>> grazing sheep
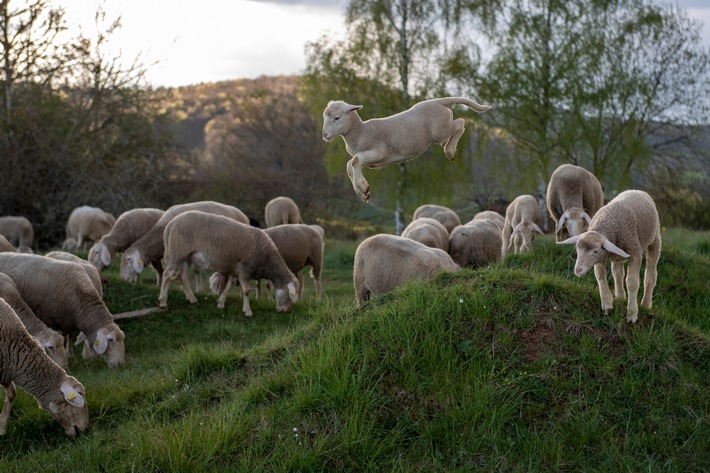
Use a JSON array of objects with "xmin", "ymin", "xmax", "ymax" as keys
[
  {"xmin": 502, "ymin": 195, "xmax": 544, "ymax": 256},
  {"xmin": 0, "ymin": 253, "xmax": 125, "ymax": 368},
  {"xmin": 309, "ymin": 224, "xmax": 325, "ymax": 239},
  {"xmin": 120, "ymin": 201, "xmax": 248, "ymax": 285},
  {"xmin": 401, "ymin": 217, "xmax": 450, "ymax": 252},
  {"xmin": 88, "ymin": 208, "xmax": 164, "ymax": 274},
  {"xmin": 448, "ymin": 219, "xmax": 503, "ymax": 269},
  {"xmin": 45, "ymin": 251, "xmax": 103, "ymax": 298},
  {"xmin": 62, "ymin": 206, "xmax": 116, "ymax": 251},
  {"xmin": 0, "ymin": 236, "xmax": 16, "ymax": 252},
  {"xmin": 412, "ymin": 204, "xmax": 461, "ymax": 234},
  {"xmin": 546, "ymin": 164, "xmax": 604, "ymax": 241},
  {"xmin": 558, "ymin": 190, "xmax": 661, "ymax": 324},
  {"xmin": 353, "ymin": 234, "xmax": 460, "ymax": 307},
  {"xmin": 264, "ymin": 196, "xmax": 303, "ymax": 227},
  {"xmin": 470, "ymin": 210, "xmax": 505, "ymax": 230},
  {"xmin": 0, "ymin": 216, "xmax": 34, "ymax": 253},
  {"xmin": 264, "ymin": 224, "xmax": 324, "ymax": 301},
  {"xmin": 321, "ymin": 97, "xmax": 491, "ymax": 201},
  {"xmin": 159, "ymin": 211, "xmax": 298, "ymax": 316},
  {"xmin": 0, "ymin": 273, "xmax": 68, "ymax": 369},
  {"xmin": 0, "ymin": 298, "xmax": 88, "ymax": 437}
]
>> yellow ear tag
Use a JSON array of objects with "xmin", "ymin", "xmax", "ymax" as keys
[
  {"xmin": 94, "ymin": 339, "xmax": 101, "ymax": 347},
  {"xmin": 289, "ymin": 288, "xmax": 296, "ymax": 296},
  {"xmin": 137, "ymin": 258, "xmax": 143, "ymax": 266},
  {"xmin": 68, "ymin": 391, "xmax": 77, "ymax": 400}
]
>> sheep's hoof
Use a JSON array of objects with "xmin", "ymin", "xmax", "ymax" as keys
[
  {"xmin": 626, "ymin": 313, "xmax": 638, "ymax": 323},
  {"xmin": 244, "ymin": 312, "xmax": 253, "ymax": 318}
]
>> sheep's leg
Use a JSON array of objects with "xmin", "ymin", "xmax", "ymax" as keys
[
  {"xmin": 216, "ymin": 275, "xmax": 234, "ymax": 309},
  {"xmin": 239, "ymin": 276, "xmax": 253, "ymax": 317},
  {"xmin": 158, "ymin": 266, "xmax": 180, "ymax": 307},
  {"xmin": 501, "ymin": 225, "xmax": 512, "ymax": 257},
  {"xmin": 611, "ymin": 260, "xmax": 626, "ymax": 300},
  {"xmin": 641, "ymin": 235, "xmax": 661, "ymax": 309},
  {"xmin": 65, "ymin": 335, "xmax": 74, "ymax": 359},
  {"xmin": 347, "ymin": 150, "xmax": 388, "ymax": 202},
  {"xmin": 311, "ymin": 266, "xmax": 322, "ymax": 302},
  {"xmin": 442, "ymin": 118, "xmax": 466, "ymax": 160},
  {"xmin": 593, "ymin": 262, "xmax": 614, "ymax": 314},
  {"xmin": 265, "ymin": 280, "xmax": 274, "ymax": 301},
  {"xmin": 624, "ymin": 254, "xmax": 643, "ymax": 323},
  {"xmin": 347, "ymin": 157, "xmax": 370, "ymax": 202},
  {"xmin": 152, "ymin": 260, "xmax": 164, "ymax": 287},
  {"xmin": 193, "ymin": 269, "xmax": 203, "ymax": 293},
  {"xmin": 0, "ymin": 382, "xmax": 16, "ymax": 435},
  {"xmin": 178, "ymin": 262, "xmax": 198, "ymax": 304},
  {"xmin": 297, "ymin": 271, "xmax": 305, "ymax": 300}
]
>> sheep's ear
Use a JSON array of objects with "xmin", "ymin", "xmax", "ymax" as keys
[
  {"xmin": 345, "ymin": 104, "xmax": 363, "ymax": 113},
  {"xmin": 100, "ymin": 244, "xmax": 111, "ymax": 266},
  {"xmin": 131, "ymin": 253, "xmax": 144, "ymax": 273},
  {"xmin": 512, "ymin": 223, "xmax": 522, "ymax": 235},
  {"xmin": 556, "ymin": 212, "xmax": 568, "ymax": 233},
  {"xmin": 533, "ymin": 223, "xmax": 544, "ymax": 235},
  {"xmin": 209, "ymin": 273, "xmax": 222, "ymax": 295},
  {"xmin": 60, "ymin": 382, "xmax": 85, "ymax": 408},
  {"xmin": 601, "ymin": 238, "xmax": 630, "ymax": 258},
  {"xmin": 288, "ymin": 282, "xmax": 298, "ymax": 303},
  {"xmin": 75, "ymin": 332, "xmax": 86, "ymax": 346},
  {"xmin": 582, "ymin": 212, "xmax": 592, "ymax": 224},
  {"xmin": 558, "ymin": 236, "xmax": 580, "ymax": 245},
  {"xmin": 94, "ymin": 330, "xmax": 108, "ymax": 355}
]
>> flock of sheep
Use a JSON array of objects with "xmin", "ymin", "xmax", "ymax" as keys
[{"xmin": 0, "ymin": 96, "xmax": 662, "ymax": 439}]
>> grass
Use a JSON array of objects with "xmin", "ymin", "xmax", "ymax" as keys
[{"xmin": 1, "ymin": 229, "xmax": 709, "ymax": 472}]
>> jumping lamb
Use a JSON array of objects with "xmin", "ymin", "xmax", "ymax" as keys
[
  {"xmin": 322, "ymin": 97, "xmax": 491, "ymax": 201},
  {"xmin": 264, "ymin": 196, "xmax": 303, "ymax": 227},
  {"xmin": 558, "ymin": 190, "xmax": 661, "ymax": 324},
  {"xmin": 448, "ymin": 219, "xmax": 503, "ymax": 269},
  {"xmin": 0, "ymin": 216, "xmax": 34, "ymax": 253},
  {"xmin": 62, "ymin": 206, "xmax": 116, "ymax": 251},
  {"xmin": 412, "ymin": 204, "xmax": 461, "ymax": 234},
  {"xmin": 353, "ymin": 234, "xmax": 460, "ymax": 307},
  {"xmin": 401, "ymin": 217, "xmax": 450, "ymax": 252},
  {"xmin": 0, "ymin": 253, "xmax": 125, "ymax": 368},
  {"xmin": 159, "ymin": 211, "xmax": 298, "ymax": 316},
  {"xmin": 546, "ymin": 164, "xmax": 604, "ymax": 241},
  {"xmin": 502, "ymin": 195, "xmax": 544, "ymax": 256},
  {"xmin": 0, "ymin": 298, "xmax": 88, "ymax": 437}
]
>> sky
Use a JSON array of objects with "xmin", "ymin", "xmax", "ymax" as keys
[{"xmin": 62, "ymin": 0, "xmax": 710, "ymax": 88}]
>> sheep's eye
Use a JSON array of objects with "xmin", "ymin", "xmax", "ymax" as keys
[
  {"xmin": 334, "ymin": 115, "xmax": 340, "ymax": 121},
  {"xmin": 47, "ymin": 345, "xmax": 55, "ymax": 351}
]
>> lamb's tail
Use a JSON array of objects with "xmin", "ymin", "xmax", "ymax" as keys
[{"xmin": 436, "ymin": 97, "xmax": 492, "ymax": 113}]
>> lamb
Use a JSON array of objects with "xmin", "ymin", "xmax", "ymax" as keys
[
  {"xmin": 353, "ymin": 234, "xmax": 460, "ymax": 307},
  {"xmin": 264, "ymin": 196, "xmax": 303, "ymax": 227},
  {"xmin": 0, "ymin": 216, "xmax": 34, "ymax": 253},
  {"xmin": 0, "ymin": 273, "xmax": 69, "ymax": 369},
  {"xmin": 0, "ymin": 298, "xmax": 88, "ymax": 437},
  {"xmin": 321, "ymin": 97, "xmax": 491, "ymax": 201},
  {"xmin": 62, "ymin": 206, "xmax": 116, "ymax": 251},
  {"xmin": 502, "ymin": 195, "xmax": 544, "ymax": 256},
  {"xmin": 0, "ymin": 253, "xmax": 125, "ymax": 368},
  {"xmin": 412, "ymin": 204, "xmax": 461, "ymax": 234},
  {"xmin": 558, "ymin": 190, "xmax": 661, "ymax": 324},
  {"xmin": 470, "ymin": 210, "xmax": 505, "ymax": 230},
  {"xmin": 0, "ymin": 236, "xmax": 16, "ymax": 252},
  {"xmin": 88, "ymin": 207, "xmax": 165, "ymax": 275},
  {"xmin": 45, "ymin": 251, "xmax": 104, "ymax": 297},
  {"xmin": 120, "ymin": 201, "xmax": 248, "ymax": 285},
  {"xmin": 159, "ymin": 211, "xmax": 299, "ymax": 316},
  {"xmin": 401, "ymin": 217, "xmax": 450, "ymax": 252},
  {"xmin": 448, "ymin": 219, "xmax": 503, "ymax": 269},
  {"xmin": 546, "ymin": 164, "xmax": 604, "ymax": 241}
]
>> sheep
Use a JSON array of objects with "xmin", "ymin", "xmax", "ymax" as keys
[
  {"xmin": 45, "ymin": 251, "xmax": 104, "ymax": 298},
  {"xmin": 502, "ymin": 195, "xmax": 544, "ymax": 256},
  {"xmin": 264, "ymin": 196, "xmax": 303, "ymax": 227},
  {"xmin": 0, "ymin": 236, "xmax": 16, "ymax": 252},
  {"xmin": 0, "ymin": 273, "xmax": 68, "ymax": 369},
  {"xmin": 309, "ymin": 224, "xmax": 325, "ymax": 239},
  {"xmin": 401, "ymin": 217, "xmax": 450, "ymax": 252},
  {"xmin": 448, "ymin": 219, "xmax": 503, "ymax": 269},
  {"xmin": 470, "ymin": 210, "xmax": 505, "ymax": 230},
  {"xmin": 558, "ymin": 190, "xmax": 661, "ymax": 324},
  {"xmin": 546, "ymin": 164, "xmax": 605, "ymax": 242},
  {"xmin": 321, "ymin": 97, "xmax": 491, "ymax": 201},
  {"xmin": 88, "ymin": 208, "xmax": 165, "ymax": 275},
  {"xmin": 159, "ymin": 211, "xmax": 299, "ymax": 316},
  {"xmin": 412, "ymin": 204, "xmax": 461, "ymax": 234},
  {"xmin": 264, "ymin": 224, "xmax": 324, "ymax": 301},
  {"xmin": 120, "ymin": 201, "xmax": 248, "ymax": 285},
  {"xmin": 353, "ymin": 233, "xmax": 460, "ymax": 307},
  {"xmin": 0, "ymin": 298, "xmax": 88, "ymax": 437},
  {"xmin": 62, "ymin": 206, "xmax": 116, "ymax": 251},
  {"xmin": 0, "ymin": 253, "xmax": 125, "ymax": 368},
  {"xmin": 0, "ymin": 216, "xmax": 34, "ymax": 253}
]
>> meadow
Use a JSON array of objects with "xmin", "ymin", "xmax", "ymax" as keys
[{"xmin": 0, "ymin": 229, "xmax": 708, "ymax": 472}]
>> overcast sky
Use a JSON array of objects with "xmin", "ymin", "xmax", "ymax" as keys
[{"xmin": 62, "ymin": 0, "xmax": 710, "ymax": 88}]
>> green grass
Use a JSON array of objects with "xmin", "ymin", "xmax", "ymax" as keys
[{"xmin": 1, "ymin": 231, "xmax": 709, "ymax": 472}]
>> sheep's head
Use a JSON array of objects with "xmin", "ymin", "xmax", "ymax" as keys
[
  {"xmin": 46, "ymin": 376, "xmax": 89, "ymax": 437},
  {"xmin": 88, "ymin": 242, "xmax": 112, "ymax": 272},
  {"xmin": 120, "ymin": 248, "xmax": 144, "ymax": 282},
  {"xmin": 274, "ymin": 279, "xmax": 299, "ymax": 313},
  {"xmin": 91, "ymin": 323, "xmax": 125, "ymax": 368},
  {"xmin": 558, "ymin": 231, "xmax": 630, "ymax": 276},
  {"xmin": 555, "ymin": 208, "xmax": 592, "ymax": 242},
  {"xmin": 37, "ymin": 330, "xmax": 69, "ymax": 370},
  {"xmin": 322, "ymin": 100, "xmax": 362, "ymax": 142},
  {"xmin": 511, "ymin": 222, "xmax": 544, "ymax": 253}
]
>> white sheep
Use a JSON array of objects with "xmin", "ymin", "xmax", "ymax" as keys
[
  {"xmin": 470, "ymin": 210, "xmax": 505, "ymax": 230},
  {"xmin": 264, "ymin": 224, "xmax": 324, "ymax": 301},
  {"xmin": 120, "ymin": 201, "xmax": 248, "ymax": 285},
  {"xmin": 412, "ymin": 204, "xmax": 462, "ymax": 234},
  {"xmin": 264, "ymin": 196, "xmax": 303, "ymax": 227},
  {"xmin": 558, "ymin": 190, "xmax": 661, "ymax": 324},
  {"xmin": 401, "ymin": 217, "xmax": 450, "ymax": 252},
  {"xmin": 88, "ymin": 207, "xmax": 164, "ymax": 274},
  {"xmin": 0, "ymin": 216, "xmax": 34, "ymax": 253},
  {"xmin": 448, "ymin": 219, "xmax": 503, "ymax": 269},
  {"xmin": 0, "ymin": 236, "xmax": 16, "ymax": 252},
  {"xmin": 0, "ymin": 273, "xmax": 69, "ymax": 369},
  {"xmin": 353, "ymin": 233, "xmax": 460, "ymax": 307},
  {"xmin": 321, "ymin": 97, "xmax": 491, "ymax": 201},
  {"xmin": 502, "ymin": 195, "xmax": 544, "ymax": 256},
  {"xmin": 0, "ymin": 298, "xmax": 88, "ymax": 437},
  {"xmin": 546, "ymin": 164, "xmax": 605, "ymax": 242},
  {"xmin": 159, "ymin": 211, "xmax": 299, "ymax": 316},
  {"xmin": 45, "ymin": 251, "xmax": 104, "ymax": 298},
  {"xmin": 0, "ymin": 253, "xmax": 125, "ymax": 368},
  {"xmin": 62, "ymin": 206, "xmax": 116, "ymax": 251}
]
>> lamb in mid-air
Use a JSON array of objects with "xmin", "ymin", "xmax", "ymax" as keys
[{"xmin": 322, "ymin": 97, "xmax": 491, "ymax": 202}]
